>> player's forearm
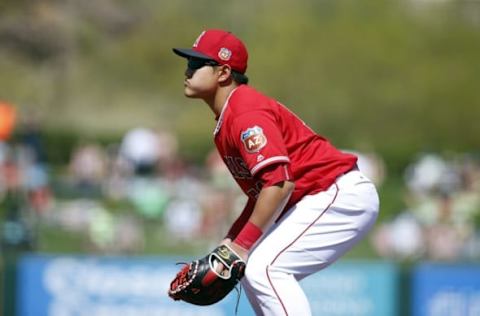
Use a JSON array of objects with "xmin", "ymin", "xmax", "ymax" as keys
[
  {"xmin": 225, "ymin": 198, "xmax": 255, "ymax": 240},
  {"xmin": 249, "ymin": 180, "xmax": 295, "ymax": 231}
]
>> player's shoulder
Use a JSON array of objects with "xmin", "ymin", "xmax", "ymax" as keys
[{"xmin": 229, "ymin": 85, "xmax": 274, "ymax": 115}]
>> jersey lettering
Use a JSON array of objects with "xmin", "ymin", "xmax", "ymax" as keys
[
  {"xmin": 224, "ymin": 156, "xmax": 252, "ymax": 179},
  {"xmin": 246, "ymin": 181, "xmax": 263, "ymax": 199}
]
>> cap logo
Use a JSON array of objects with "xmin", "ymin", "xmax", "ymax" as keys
[
  {"xmin": 241, "ymin": 126, "xmax": 267, "ymax": 153},
  {"xmin": 193, "ymin": 31, "xmax": 206, "ymax": 48},
  {"xmin": 218, "ymin": 47, "xmax": 232, "ymax": 61}
]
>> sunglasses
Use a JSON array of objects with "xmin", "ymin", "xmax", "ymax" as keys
[{"xmin": 187, "ymin": 58, "xmax": 219, "ymax": 71}]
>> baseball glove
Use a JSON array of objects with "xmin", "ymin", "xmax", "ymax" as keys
[{"xmin": 168, "ymin": 244, "xmax": 246, "ymax": 306}]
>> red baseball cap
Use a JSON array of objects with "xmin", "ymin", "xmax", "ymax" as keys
[{"xmin": 173, "ymin": 29, "xmax": 248, "ymax": 74}]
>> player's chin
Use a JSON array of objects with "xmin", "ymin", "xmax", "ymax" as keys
[
  {"xmin": 184, "ymin": 91, "xmax": 196, "ymax": 98},
  {"xmin": 184, "ymin": 87, "xmax": 200, "ymax": 99}
]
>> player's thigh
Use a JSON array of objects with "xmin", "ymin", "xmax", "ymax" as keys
[
  {"xmin": 248, "ymin": 175, "xmax": 378, "ymax": 277},
  {"xmin": 247, "ymin": 184, "xmax": 339, "ymax": 276}
]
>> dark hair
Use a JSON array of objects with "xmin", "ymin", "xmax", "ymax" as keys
[{"xmin": 232, "ymin": 71, "xmax": 249, "ymax": 84}]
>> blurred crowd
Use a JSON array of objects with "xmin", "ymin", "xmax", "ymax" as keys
[
  {"xmin": 0, "ymin": 104, "xmax": 245, "ymax": 254},
  {"xmin": 57, "ymin": 126, "xmax": 244, "ymax": 253},
  {"xmin": 0, "ymin": 103, "xmax": 51, "ymax": 252},
  {"xmin": 1, "ymin": 103, "xmax": 480, "ymax": 261},
  {"xmin": 372, "ymin": 153, "xmax": 480, "ymax": 262}
]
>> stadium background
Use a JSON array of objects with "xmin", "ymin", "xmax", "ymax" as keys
[{"xmin": 1, "ymin": 0, "xmax": 479, "ymax": 315}]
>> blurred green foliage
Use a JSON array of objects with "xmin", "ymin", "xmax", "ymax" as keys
[{"xmin": 1, "ymin": 0, "xmax": 479, "ymax": 168}]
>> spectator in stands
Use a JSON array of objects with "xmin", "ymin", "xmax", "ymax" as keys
[
  {"xmin": 119, "ymin": 127, "xmax": 162, "ymax": 177},
  {"xmin": 68, "ymin": 142, "xmax": 107, "ymax": 198}
]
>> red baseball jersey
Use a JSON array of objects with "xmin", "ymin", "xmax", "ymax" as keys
[{"xmin": 214, "ymin": 85, "xmax": 357, "ymax": 217}]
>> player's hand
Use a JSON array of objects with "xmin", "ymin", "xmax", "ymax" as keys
[
  {"xmin": 211, "ymin": 239, "xmax": 247, "ymax": 276},
  {"xmin": 222, "ymin": 239, "xmax": 249, "ymax": 262}
]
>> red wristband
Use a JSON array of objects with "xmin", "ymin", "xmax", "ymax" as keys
[{"xmin": 234, "ymin": 221, "xmax": 263, "ymax": 250}]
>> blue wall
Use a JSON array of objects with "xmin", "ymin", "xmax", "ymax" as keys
[
  {"xmin": 411, "ymin": 263, "xmax": 480, "ymax": 316},
  {"xmin": 17, "ymin": 255, "xmax": 480, "ymax": 316},
  {"xmin": 16, "ymin": 255, "xmax": 251, "ymax": 316}
]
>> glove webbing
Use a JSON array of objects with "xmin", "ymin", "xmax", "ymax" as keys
[{"xmin": 170, "ymin": 262, "xmax": 197, "ymax": 296}]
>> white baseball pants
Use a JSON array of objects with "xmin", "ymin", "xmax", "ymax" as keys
[{"xmin": 241, "ymin": 169, "xmax": 379, "ymax": 316}]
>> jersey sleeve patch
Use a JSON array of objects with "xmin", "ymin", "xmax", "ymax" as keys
[{"xmin": 241, "ymin": 126, "xmax": 267, "ymax": 153}]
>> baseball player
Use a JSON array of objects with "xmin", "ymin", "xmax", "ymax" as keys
[{"xmin": 172, "ymin": 29, "xmax": 379, "ymax": 315}]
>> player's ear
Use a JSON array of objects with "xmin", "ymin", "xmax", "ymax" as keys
[{"xmin": 217, "ymin": 65, "xmax": 233, "ymax": 84}]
